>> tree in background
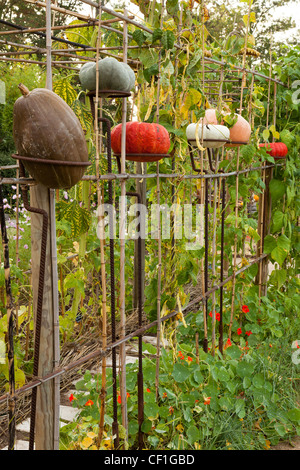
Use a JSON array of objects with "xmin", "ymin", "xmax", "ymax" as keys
[
  {"xmin": 0, "ymin": 0, "xmax": 86, "ymax": 47},
  {"xmin": 205, "ymin": 0, "xmax": 299, "ymax": 61}
]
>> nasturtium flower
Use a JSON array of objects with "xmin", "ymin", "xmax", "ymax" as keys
[
  {"xmin": 242, "ymin": 305, "xmax": 249, "ymax": 314},
  {"xmin": 245, "ymin": 330, "xmax": 252, "ymax": 336},
  {"xmin": 69, "ymin": 393, "xmax": 76, "ymax": 403},
  {"xmin": 85, "ymin": 399, "xmax": 94, "ymax": 407},
  {"xmin": 204, "ymin": 397, "xmax": 211, "ymax": 405},
  {"xmin": 209, "ymin": 311, "xmax": 220, "ymax": 321},
  {"xmin": 237, "ymin": 328, "xmax": 242, "ymax": 335},
  {"xmin": 187, "ymin": 356, "xmax": 193, "ymax": 362}
]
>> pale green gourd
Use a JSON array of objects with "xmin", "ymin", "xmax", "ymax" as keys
[{"xmin": 79, "ymin": 57, "xmax": 135, "ymax": 92}]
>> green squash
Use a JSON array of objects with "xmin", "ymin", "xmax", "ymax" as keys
[{"xmin": 79, "ymin": 57, "xmax": 135, "ymax": 93}]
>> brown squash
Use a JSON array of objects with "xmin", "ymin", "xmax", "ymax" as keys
[{"xmin": 13, "ymin": 84, "xmax": 89, "ymax": 189}]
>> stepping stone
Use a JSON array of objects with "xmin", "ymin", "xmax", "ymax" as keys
[
  {"xmin": 2, "ymin": 440, "xmax": 32, "ymax": 451},
  {"xmin": 60, "ymin": 405, "xmax": 79, "ymax": 423}
]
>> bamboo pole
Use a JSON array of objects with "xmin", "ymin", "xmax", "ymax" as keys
[
  {"xmin": 24, "ymin": 0, "xmax": 95, "ymax": 22},
  {"xmin": 119, "ymin": 8, "xmax": 129, "ymax": 439},
  {"xmin": 228, "ymin": 0, "xmax": 252, "ymax": 340},
  {"xmin": 0, "ymin": 183, "xmax": 16, "ymax": 450},
  {"xmin": 46, "ymin": 1, "xmax": 60, "ymax": 450},
  {"xmin": 0, "ymin": 18, "xmax": 125, "ymax": 36},
  {"xmin": 155, "ymin": 0, "xmax": 164, "ymax": 401},
  {"xmin": 92, "ymin": 4, "xmax": 109, "ymax": 449}
]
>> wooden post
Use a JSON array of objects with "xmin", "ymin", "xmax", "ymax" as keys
[
  {"xmin": 30, "ymin": 0, "xmax": 59, "ymax": 450},
  {"xmin": 30, "ymin": 184, "xmax": 55, "ymax": 450}
]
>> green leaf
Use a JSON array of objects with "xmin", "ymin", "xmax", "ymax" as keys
[
  {"xmin": 287, "ymin": 408, "xmax": 300, "ymax": 424},
  {"xmin": 269, "ymin": 179, "xmax": 286, "ymax": 202},
  {"xmin": 274, "ymin": 422, "xmax": 286, "ymax": 437},
  {"xmin": 141, "ymin": 419, "xmax": 152, "ymax": 433},
  {"xmin": 166, "ymin": 0, "xmax": 179, "ymax": 15},
  {"xmin": 271, "ymin": 211, "xmax": 285, "ymax": 233},
  {"xmin": 277, "ymin": 234, "xmax": 291, "ymax": 251},
  {"xmin": 186, "ymin": 425, "xmax": 200, "ymax": 444},
  {"xmin": 193, "ymin": 369, "xmax": 204, "ymax": 384},
  {"xmin": 152, "ymin": 28, "xmax": 163, "ymax": 44},
  {"xmin": 235, "ymin": 399, "xmax": 246, "ymax": 419},
  {"xmin": 71, "ymin": 99, "xmax": 93, "ymax": 134},
  {"xmin": 271, "ymin": 246, "xmax": 287, "ymax": 266},
  {"xmin": 53, "ymin": 77, "xmax": 77, "ymax": 106},
  {"xmin": 263, "ymin": 235, "xmax": 277, "ymax": 254},
  {"xmin": 236, "ymin": 360, "xmax": 255, "ymax": 378},
  {"xmin": 225, "ymin": 345, "xmax": 241, "ymax": 360},
  {"xmin": 262, "ymin": 128, "xmax": 270, "ymax": 141},
  {"xmin": 269, "ymin": 268, "xmax": 287, "ymax": 288},
  {"xmin": 241, "ymin": 144, "xmax": 256, "ymax": 164},
  {"xmin": 56, "ymin": 200, "xmax": 91, "ymax": 237},
  {"xmin": 252, "ymin": 373, "xmax": 265, "ymax": 389},
  {"xmin": 161, "ymin": 30, "xmax": 175, "ymax": 50},
  {"xmin": 144, "ymin": 402, "xmax": 160, "ymax": 420},
  {"xmin": 132, "ymin": 29, "xmax": 147, "ymax": 46},
  {"xmin": 172, "ymin": 361, "xmax": 192, "ymax": 383}
]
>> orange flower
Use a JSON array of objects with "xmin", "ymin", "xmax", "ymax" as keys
[
  {"xmin": 204, "ymin": 397, "xmax": 211, "ymax": 405},
  {"xmin": 162, "ymin": 392, "xmax": 167, "ymax": 398},
  {"xmin": 146, "ymin": 388, "xmax": 151, "ymax": 393},
  {"xmin": 187, "ymin": 356, "xmax": 193, "ymax": 362},
  {"xmin": 169, "ymin": 406, "xmax": 174, "ymax": 414},
  {"xmin": 225, "ymin": 338, "xmax": 232, "ymax": 348},
  {"xmin": 254, "ymin": 194, "xmax": 259, "ymax": 202},
  {"xmin": 85, "ymin": 399, "xmax": 94, "ymax": 407}
]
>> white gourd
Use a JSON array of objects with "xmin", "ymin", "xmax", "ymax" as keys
[{"xmin": 186, "ymin": 124, "xmax": 230, "ymax": 148}]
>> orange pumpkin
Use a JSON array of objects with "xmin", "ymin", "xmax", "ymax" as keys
[
  {"xmin": 201, "ymin": 109, "xmax": 251, "ymax": 146},
  {"xmin": 111, "ymin": 122, "xmax": 170, "ymax": 162},
  {"xmin": 259, "ymin": 142, "xmax": 288, "ymax": 159}
]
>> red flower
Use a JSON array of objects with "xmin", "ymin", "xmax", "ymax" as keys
[
  {"xmin": 146, "ymin": 388, "xmax": 151, "ymax": 393},
  {"xmin": 187, "ymin": 356, "xmax": 193, "ymax": 362},
  {"xmin": 209, "ymin": 311, "xmax": 220, "ymax": 321},
  {"xmin": 69, "ymin": 393, "xmax": 76, "ymax": 403},
  {"xmin": 117, "ymin": 392, "xmax": 130, "ymax": 404},
  {"xmin": 245, "ymin": 330, "xmax": 252, "ymax": 336},
  {"xmin": 225, "ymin": 338, "xmax": 232, "ymax": 349},
  {"xmin": 237, "ymin": 328, "xmax": 242, "ymax": 335},
  {"xmin": 204, "ymin": 397, "xmax": 211, "ymax": 405},
  {"xmin": 178, "ymin": 351, "xmax": 184, "ymax": 359},
  {"xmin": 85, "ymin": 399, "xmax": 94, "ymax": 407},
  {"xmin": 242, "ymin": 305, "xmax": 249, "ymax": 314}
]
